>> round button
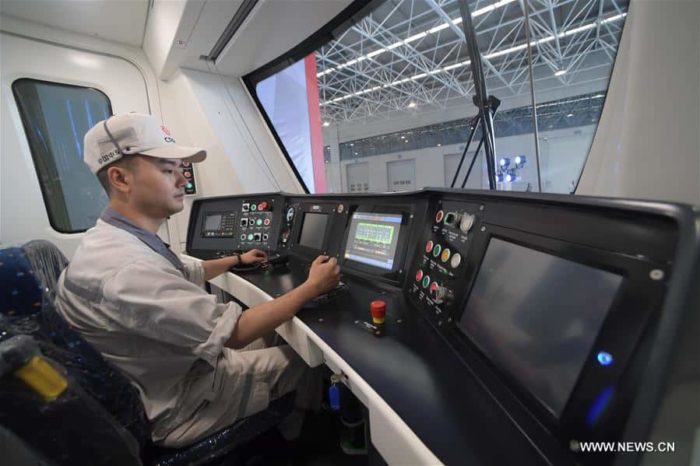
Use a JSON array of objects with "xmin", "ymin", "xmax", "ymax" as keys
[
  {"xmin": 258, "ymin": 202, "xmax": 268, "ymax": 211},
  {"xmin": 370, "ymin": 300, "xmax": 386, "ymax": 325},
  {"xmin": 415, "ymin": 270, "xmax": 424, "ymax": 282},
  {"xmin": 430, "ymin": 282, "xmax": 440, "ymax": 293},
  {"xmin": 247, "ymin": 234, "xmax": 254, "ymax": 240},
  {"xmin": 460, "ymin": 214, "xmax": 475, "ymax": 233},
  {"xmin": 240, "ymin": 234, "xmax": 246, "ymax": 240},
  {"xmin": 425, "ymin": 240, "xmax": 434, "ymax": 253},
  {"xmin": 263, "ymin": 218, "xmax": 271, "ymax": 226},
  {"xmin": 441, "ymin": 248, "xmax": 451, "ymax": 263},
  {"xmin": 421, "ymin": 275, "xmax": 431, "ymax": 288},
  {"xmin": 256, "ymin": 219, "xmax": 263, "ymax": 226},
  {"xmin": 183, "ymin": 171, "xmax": 192, "ymax": 178},
  {"xmin": 432, "ymin": 244, "xmax": 442, "ymax": 258},
  {"xmin": 435, "ymin": 210, "xmax": 444, "ymax": 223},
  {"xmin": 450, "ymin": 253, "xmax": 462, "ymax": 269},
  {"xmin": 250, "ymin": 204, "xmax": 257, "ymax": 211}
]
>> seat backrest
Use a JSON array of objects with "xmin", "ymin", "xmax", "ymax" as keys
[
  {"xmin": 22, "ymin": 240, "xmax": 69, "ymax": 301},
  {"xmin": 2, "ymin": 242, "xmax": 297, "ymax": 466},
  {"xmin": 0, "ymin": 243, "xmax": 151, "ymax": 450},
  {"xmin": 0, "ymin": 247, "xmax": 44, "ymax": 321}
]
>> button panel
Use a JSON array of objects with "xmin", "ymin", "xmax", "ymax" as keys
[
  {"xmin": 239, "ymin": 198, "xmax": 276, "ymax": 248},
  {"xmin": 407, "ymin": 199, "xmax": 483, "ymax": 324}
]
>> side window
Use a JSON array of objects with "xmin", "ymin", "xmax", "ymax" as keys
[{"xmin": 12, "ymin": 79, "xmax": 112, "ymax": 233}]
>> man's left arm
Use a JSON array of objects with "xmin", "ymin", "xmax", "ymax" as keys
[{"xmin": 201, "ymin": 249, "xmax": 267, "ymax": 280}]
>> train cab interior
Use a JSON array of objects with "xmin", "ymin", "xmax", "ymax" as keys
[{"xmin": 1, "ymin": 0, "xmax": 699, "ymax": 465}]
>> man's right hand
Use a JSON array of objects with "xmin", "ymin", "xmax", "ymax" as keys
[{"xmin": 305, "ymin": 255, "xmax": 341, "ymax": 296}]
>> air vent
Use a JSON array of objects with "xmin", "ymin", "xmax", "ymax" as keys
[{"xmin": 202, "ymin": 0, "xmax": 259, "ymax": 62}]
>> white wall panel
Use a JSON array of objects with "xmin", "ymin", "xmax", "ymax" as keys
[
  {"xmin": 157, "ymin": 68, "xmax": 305, "ymax": 249},
  {"xmin": 578, "ymin": 0, "xmax": 700, "ymax": 204},
  {"xmin": 0, "ymin": 31, "xmax": 152, "ymax": 257}
]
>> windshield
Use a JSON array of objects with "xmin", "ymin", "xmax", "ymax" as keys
[{"xmin": 247, "ymin": 0, "xmax": 628, "ymax": 194}]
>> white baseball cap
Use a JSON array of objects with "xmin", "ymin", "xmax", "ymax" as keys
[{"xmin": 83, "ymin": 113, "xmax": 206, "ymax": 174}]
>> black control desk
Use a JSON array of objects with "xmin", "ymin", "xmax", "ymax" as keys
[
  {"xmin": 187, "ymin": 190, "xmax": 700, "ymax": 466},
  {"xmin": 236, "ymin": 265, "xmax": 551, "ymax": 464}
]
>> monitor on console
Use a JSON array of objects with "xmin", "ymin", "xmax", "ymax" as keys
[
  {"xmin": 343, "ymin": 212, "xmax": 403, "ymax": 271},
  {"xmin": 457, "ymin": 238, "xmax": 623, "ymax": 418},
  {"xmin": 298, "ymin": 212, "xmax": 328, "ymax": 250}
]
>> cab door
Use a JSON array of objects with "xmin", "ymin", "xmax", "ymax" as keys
[{"xmin": 1, "ymin": 33, "xmax": 151, "ymax": 258}]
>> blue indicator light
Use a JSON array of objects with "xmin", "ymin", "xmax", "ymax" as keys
[{"xmin": 597, "ymin": 351, "xmax": 613, "ymax": 366}]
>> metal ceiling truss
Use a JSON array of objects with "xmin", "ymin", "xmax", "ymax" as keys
[
  {"xmin": 335, "ymin": 91, "xmax": 606, "ymax": 160},
  {"xmin": 317, "ymin": 0, "xmax": 627, "ymax": 124}
]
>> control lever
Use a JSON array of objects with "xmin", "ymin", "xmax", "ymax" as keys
[{"xmin": 265, "ymin": 253, "xmax": 289, "ymax": 266}]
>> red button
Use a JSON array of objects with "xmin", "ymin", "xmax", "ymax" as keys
[
  {"xmin": 425, "ymin": 240, "xmax": 434, "ymax": 253},
  {"xmin": 370, "ymin": 300, "xmax": 386, "ymax": 325},
  {"xmin": 258, "ymin": 202, "xmax": 268, "ymax": 211},
  {"xmin": 435, "ymin": 210, "xmax": 444, "ymax": 223},
  {"xmin": 415, "ymin": 270, "xmax": 424, "ymax": 282},
  {"xmin": 263, "ymin": 218, "xmax": 271, "ymax": 226}
]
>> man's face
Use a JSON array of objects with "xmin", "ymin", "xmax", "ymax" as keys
[{"xmin": 128, "ymin": 156, "xmax": 187, "ymax": 219}]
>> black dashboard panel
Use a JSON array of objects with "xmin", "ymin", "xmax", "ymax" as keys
[
  {"xmin": 186, "ymin": 190, "xmax": 699, "ymax": 466},
  {"xmin": 188, "ymin": 193, "xmax": 285, "ymax": 258}
]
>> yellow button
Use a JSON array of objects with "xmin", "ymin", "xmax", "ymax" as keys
[
  {"xmin": 15, "ymin": 356, "xmax": 68, "ymax": 401},
  {"xmin": 441, "ymin": 248, "xmax": 451, "ymax": 263}
]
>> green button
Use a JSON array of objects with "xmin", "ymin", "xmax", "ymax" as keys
[
  {"xmin": 432, "ymin": 244, "xmax": 442, "ymax": 257},
  {"xmin": 256, "ymin": 219, "xmax": 263, "ymax": 226},
  {"xmin": 247, "ymin": 234, "xmax": 254, "ymax": 240},
  {"xmin": 421, "ymin": 276, "xmax": 430, "ymax": 288}
]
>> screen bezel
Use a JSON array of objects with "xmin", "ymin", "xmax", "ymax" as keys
[
  {"xmin": 339, "ymin": 205, "xmax": 411, "ymax": 282},
  {"xmin": 449, "ymin": 224, "xmax": 664, "ymax": 441},
  {"xmin": 199, "ymin": 210, "xmax": 236, "ymax": 238},
  {"xmin": 288, "ymin": 202, "xmax": 336, "ymax": 259}
]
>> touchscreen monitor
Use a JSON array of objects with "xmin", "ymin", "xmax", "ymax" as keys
[
  {"xmin": 458, "ymin": 238, "xmax": 623, "ymax": 417},
  {"xmin": 343, "ymin": 212, "xmax": 403, "ymax": 271},
  {"xmin": 298, "ymin": 212, "xmax": 328, "ymax": 250}
]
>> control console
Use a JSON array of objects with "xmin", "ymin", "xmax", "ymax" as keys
[
  {"xmin": 186, "ymin": 189, "xmax": 699, "ymax": 466},
  {"xmin": 187, "ymin": 194, "xmax": 283, "ymax": 259}
]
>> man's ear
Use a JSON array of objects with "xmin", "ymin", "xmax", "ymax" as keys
[{"xmin": 107, "ymin": 165, "xmax": 132, "ymax": 194}]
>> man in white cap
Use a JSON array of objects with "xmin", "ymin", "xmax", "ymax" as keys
[{"xmin": 55, "ymin": 113, "xmax": 340, "ymax": 447}]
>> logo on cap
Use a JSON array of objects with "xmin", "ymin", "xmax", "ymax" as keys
[{"xmin": 161, "ymin": 125, "xmax": 171, "ymax": 136}]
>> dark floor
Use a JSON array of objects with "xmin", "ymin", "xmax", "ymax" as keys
[{"xmin": 214, "ymin": 397, "xmax": 387, "ymax": 466}]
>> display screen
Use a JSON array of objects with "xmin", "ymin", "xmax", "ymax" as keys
[
  {"xmin": 343, "ymin": 212, "xmax": 403, "ymax": 271},
  {"xmin": 201, "ymin": 212, "xmax": 235, "ymax": 237},
  {"xmin": 298, "ymin": 213, "xmax": 328, "ymax": 250},
  {"xmin": 204, "ymin": 214, "xmax": 222, "ymax": 231},
  {"xmin": 457, "ymin": 238, "xmax": 623, "ymax": 417}
]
